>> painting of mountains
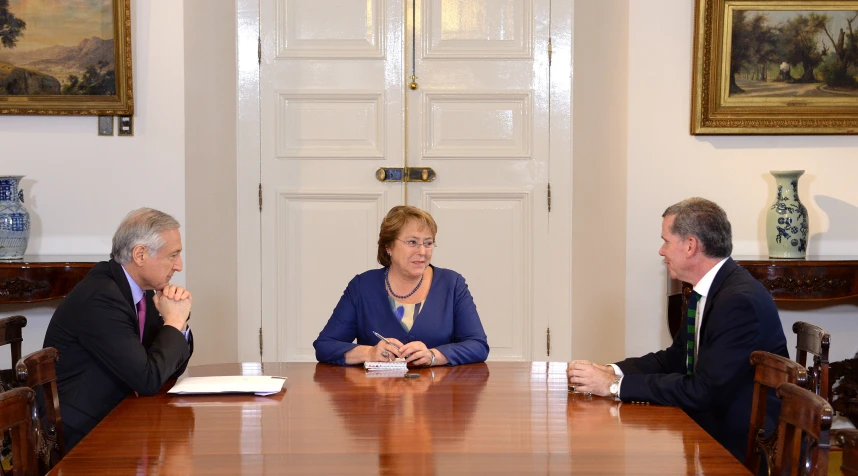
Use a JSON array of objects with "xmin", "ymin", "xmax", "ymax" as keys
[{"xmin": 0, "ymin": 0, "xmax": 117, "ymax": 96}]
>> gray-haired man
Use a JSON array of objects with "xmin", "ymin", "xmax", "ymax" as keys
[{"xmin": 44, "ymin": 208, "xmax": 194, "ymax": 451}]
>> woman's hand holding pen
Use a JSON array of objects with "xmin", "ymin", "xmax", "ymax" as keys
[{"xmin": 371, "ymin": 337, "xmax": 404, "ymax": 362}]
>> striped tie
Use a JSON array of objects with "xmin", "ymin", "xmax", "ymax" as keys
[{"xmin": 686, "ymin": 291, "xmax": 701, "ymax": 375}]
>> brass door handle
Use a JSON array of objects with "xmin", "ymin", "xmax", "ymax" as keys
[{"xmin": 376, "ymin": 167, "xmax": 436, "ymax": 182}]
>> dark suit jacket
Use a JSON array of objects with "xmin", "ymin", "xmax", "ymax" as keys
[
  {"xmin": 43, "ymin": 259, "xmax": 193, "ymax": 451},
  {"xmin": 615, "ymin": 258, "xmax": 788, "ymax": 461}
]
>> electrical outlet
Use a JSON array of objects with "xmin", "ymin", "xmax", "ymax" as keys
[
  {"xmin": 118, "ymin": 115, "xmax": 134, "ymax": 136},
  {"xmin": 98, "ymin": 116, "xmax": 114, "ymax": 136}
]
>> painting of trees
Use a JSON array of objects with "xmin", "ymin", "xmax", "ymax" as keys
[
  {"xmin": 819, "ymin": 12, "xmax": 858, "ymax": 87},
  {"xmin": 779, "ymin": 13, "xmax": 829, "ymax": 83},
  {"xmin": 729, "ymin": 9, "xmax": 858, "ymax": 96},
  {"xmin": 0, "ymin": 0, "xmax": 26, "ymax": 49}
]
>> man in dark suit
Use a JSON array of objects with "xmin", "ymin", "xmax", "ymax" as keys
[
  {"xmin": 43, "ymin": 208, "xmax": 194, "ymax": 451},
  {"xmin": 567, "ymin": 197, "xmax": 788, "ymax": 461}
]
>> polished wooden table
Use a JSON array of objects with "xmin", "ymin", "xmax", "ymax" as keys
[
  {"xmin": 49, "ymin": 362, "xmax": 750, "ymax": 475},
  {"xmin": 0, "ymin": 255, "xmax": 100, "ymax": 304}
]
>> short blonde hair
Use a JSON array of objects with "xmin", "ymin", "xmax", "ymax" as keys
[{"xmin": 377, "ymin": 206, "xmax": 438, "ymax": 267}]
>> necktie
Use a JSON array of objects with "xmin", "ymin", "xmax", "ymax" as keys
[
  {"xmin": 137, "ymin": 295, "xmax": 146, "ymax": 343},
  {"xmin": 686, "ymin": 291, "xmax": 701, "ymax": 375}
]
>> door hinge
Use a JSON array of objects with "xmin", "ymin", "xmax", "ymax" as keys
[
  {"xmin": 258, "ymin": 36, "xmax": 262, "ymax": 65},
  {"xmin": 258, "ymin": 183, "xmax": 263, "ymax": 212},
  {"xmin": 548, "ymin": 37, "xmax": 552, "ymax": 66},
  {"xmin": 547, "ymin": 183, "xmax": 551, "ymax": 212},
  {"xmin": 546, "ymin": 327, "xmax": 551, "ymax": 356},
  {"xmin": 259, "ymin": 327, "xmax": 264, "ymax": 358}
]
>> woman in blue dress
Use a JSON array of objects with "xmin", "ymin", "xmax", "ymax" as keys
[{"xmin": 314, "ymin": 206, "xmax": 489, "ymax": 366}]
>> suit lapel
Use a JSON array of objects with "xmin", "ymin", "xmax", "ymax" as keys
[
  {"xmin": 107, "ymin": 259, "xmax": 144, "ymax": 340},
  {"xmin": 699, "ymin": 257, "xmax": 738, "ymax": 339}
]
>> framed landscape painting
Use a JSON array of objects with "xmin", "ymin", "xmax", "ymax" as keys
[
  {"xmin": 0, "ymin": 0, "xmax": 132, "ymax": 115},
  {"xmin": 692, "ymin": 0, "xmax": 858, "ymax": 134}
]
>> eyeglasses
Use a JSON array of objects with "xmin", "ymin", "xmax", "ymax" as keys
[{"xmin": 396, "ymin": 238, "xmax": 436, "ymax": 249}]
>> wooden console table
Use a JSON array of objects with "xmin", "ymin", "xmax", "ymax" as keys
[
  {"xmin": 667, "ymin": 255, "xmax": 858, "ymax": 426},
  {"xmin": 0, "ymin": 255, "xmax": 101, "ymax": 304}
]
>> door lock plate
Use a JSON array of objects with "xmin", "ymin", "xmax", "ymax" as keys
[{"xmin": 376, "ymin": 167, "xmax": 436, "ymax": 182}]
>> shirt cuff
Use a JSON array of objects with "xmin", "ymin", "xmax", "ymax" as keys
[
  {"xmin": 182, "ymin": 326, "xmax": 191, "ymax": 342},
  {"xmin": 608, "ymin": 363, "xmax": 624, "ymax": 377}
]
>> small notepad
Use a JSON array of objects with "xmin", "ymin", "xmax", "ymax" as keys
[{"xmin": 364, "ymin": 360, "xmax": 407, "ymax": 371}]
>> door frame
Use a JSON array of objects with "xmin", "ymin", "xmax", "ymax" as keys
[{"xmin": 235, "ymin": 0, "xmax": 574, "ymax": 362}]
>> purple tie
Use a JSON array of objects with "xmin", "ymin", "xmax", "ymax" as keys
[{"xmin": 137, "ymin": 296, "xmax": 146, "ymax": 342}]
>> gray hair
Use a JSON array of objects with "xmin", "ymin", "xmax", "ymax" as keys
[
  {"xmin": 662, "ymin": 197, "xmax": 732, "ymax": 259},
  {"xmin": 111, "ymin": 208, "xmax": 180, "ymax": 264}
]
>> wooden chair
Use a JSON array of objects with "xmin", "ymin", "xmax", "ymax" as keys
[
  {"xmin": 16, "ymin": 347, "xmax": 63, "ymax": 473},
  {"xmin": 772, "ymin": 382, "xmax": 833, "ymax": 476},
  {"xmin": 792, "ymin": 321, "xmax": 830, "ymax": 400},
  {"xmin": 0, "ymin": 315, "xmax": 27, "ymax": 390},
  {"xmin": 839, "ymin": 429, "xmax": 858, "ymax": 476},
  {"xmin": 0, "ymin": 387, "xmax": 38, "ymax": 476},
  {"xmin": 745, "ymin": 350, "xmax": 808, "ymax": 475}
]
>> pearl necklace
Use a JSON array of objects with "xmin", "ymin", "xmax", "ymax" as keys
[{"xmin": 385, "ymin": 267, "xmax": 424, "ymax": 299}]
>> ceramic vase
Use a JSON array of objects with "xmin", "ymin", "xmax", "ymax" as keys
[
  {"xmin": 766, "ymin": 170, "xmax": 808, "ymax": 258},
  {"xmin": 0, "ymin": 176, "xmax": 31, "ymax": 259}
]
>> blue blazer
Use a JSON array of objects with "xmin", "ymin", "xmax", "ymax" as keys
[
  {"xmin": 313, "ymin": 266, "xmax": 489, "ymax": 365},
  {"xmin": 615, "ymin": 258, "xmax": 788, "ymax": 461}
]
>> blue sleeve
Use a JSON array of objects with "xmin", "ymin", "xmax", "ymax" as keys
[
  {"xmin": 435, "ymin": 273, "xmax": 489, "ymax": 365},
  {"xmin": 313, "ymin": 277, "xmax": 362, "ymax": 365}
]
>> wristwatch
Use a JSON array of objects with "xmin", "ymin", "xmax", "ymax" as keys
[{"xmin": 609, "ymin": 376, "xmax": 621, "ymax": 397}]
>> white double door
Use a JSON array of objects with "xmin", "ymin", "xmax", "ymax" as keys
[{"xmin": 254, "ymin": 0, "xmax": 571, "ymax": 362}]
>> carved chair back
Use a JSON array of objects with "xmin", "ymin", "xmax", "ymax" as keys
[
  {"xmin": 0, "ymin": 387, "xmax": 38, "ymax": 476},
  {"xmin": 839, "ymin": 429, "xmax": 858, "ymax": 476},
  {"xmin": 792, "ymin": 321, "xmax": 831, "ymax": 400},
  {"xmin": 772, "ymin": 382, "xmax": 832, "ymax": 476},
  {"xmin": 0, "ymin": 315, "xmax": 27, "ymax": 390},
  {"xmin": 16, "ymin": 347, "xmax": 64, "ymax": 473},
  {"xmin": 745, "ymin": 350, "xmax": 808, "ymax": 475}
]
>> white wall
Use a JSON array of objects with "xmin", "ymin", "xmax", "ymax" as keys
[
  {"xmin": 626, "ymin": 1, "xmax": 858, "ymax": 362},
  {"xmin": 183, "ymin": 0, "xmax": 238, "ymax": 365},
  {"xmin": 571, "ymin": 0, "xmax": 629, "ymax": 364},
  {"xmin": 0, "ymin": 1, "xmax": 186, "ymax": 367}
]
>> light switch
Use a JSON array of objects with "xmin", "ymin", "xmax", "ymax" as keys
[{"xmin": 118, "ymin": 115, "xmax": 133, "ymax": 136}]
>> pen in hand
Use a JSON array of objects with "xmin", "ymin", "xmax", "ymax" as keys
[
  {"xmin": 373, "ymin": 331, "xmax": 395, "ymax": 347},
  {"xmin": 372, "ymin": 331, "xmax": 408, "ymax": 359}
]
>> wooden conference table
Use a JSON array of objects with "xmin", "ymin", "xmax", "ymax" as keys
[{"xmin": 49, "ymin": 362, "xmax": 750, "ymax": 475}]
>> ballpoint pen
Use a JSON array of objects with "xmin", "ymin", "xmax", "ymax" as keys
[
  {"xmin": 373, "ymin": 331, "xmax": 397, "ymax": 361},
  {"xmin": 373, "ymin": 331, "xmax": 395, "ymax": 347}
]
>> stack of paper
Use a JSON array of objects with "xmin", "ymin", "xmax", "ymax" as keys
[
  {"xmin": 168, "ymin": 375, "xmax": 286, "ymax": 396},
  {"xmin": 364, "ymin": 360, "xmax": 407, "ymax": 371}
]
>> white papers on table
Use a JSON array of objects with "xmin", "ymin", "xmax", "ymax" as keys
[{"xmin": 168, "ymin": 375, "xmax": 286, "ymax": 396}]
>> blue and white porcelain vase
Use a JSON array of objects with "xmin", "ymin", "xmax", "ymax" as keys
[
  {"xmin": 766, "ymin": 170, "xmax": 808, "ymax": 258},
  {"xmin": 0, "ymin": 176, "xmax": 31, "ymax": 259}
]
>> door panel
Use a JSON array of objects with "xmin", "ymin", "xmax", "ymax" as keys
[
  {"xmin": 278, "ymin": 193, "xmax": 386, "ymax": 360},
  {"xmin": 424, "ymin": 192, "xmax": 532, "ymax": 361}
]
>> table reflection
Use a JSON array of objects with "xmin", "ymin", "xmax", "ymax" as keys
[
  {"xmin": 565, "ymin": 393, "xmax": 734, "ymax": 474},
  {"xmin": 133, "ymin": 401, "xmax": 195, "ymax": 475},
  {"xmin": 313, "ymin": 363, "xmax": 490, "ymax": 476}
]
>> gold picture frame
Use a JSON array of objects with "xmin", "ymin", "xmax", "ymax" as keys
[
  {"xmin": 0, "ymin": 0, "xmax": 133, "ymax": 115},
  {"xmin": 692, "ymin": 0, "xmax": 858, "ymax": 134}
]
